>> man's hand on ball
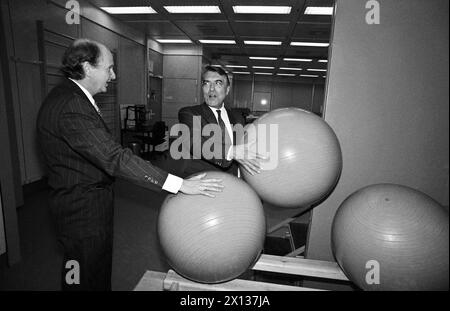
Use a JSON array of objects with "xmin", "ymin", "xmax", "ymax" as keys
[
  {"xmin": 232, "ymin": 142, "xmax": 267, "ymax": 175},
  {"xmin": 180, "ymin": 173, "xmax": 224, "ymax": 197}
]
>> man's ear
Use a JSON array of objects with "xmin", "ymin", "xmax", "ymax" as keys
[
  {"xmin": 82, "ymin": 61, "xmax": 91, "ymax": 77},
  {"xmin": 226, "ymin": 85, "xmax": 230, "ymax": 96}
]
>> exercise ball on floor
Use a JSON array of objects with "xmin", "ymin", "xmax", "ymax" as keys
[
  {"xmin": 331, "ymin": 184, "xmax": 449, "ymax": 291},
  {"xmin": 157, "ymin": 171, "xmax": 266, "ymax": 284},
  {"xmin": 240, "ymin": 107, "xmax": 342, "ymax": 208}
]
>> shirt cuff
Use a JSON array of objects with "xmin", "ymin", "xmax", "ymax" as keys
[{"xmin": 162, "ymin": 174, "xmax": 183, "ymax": 194}]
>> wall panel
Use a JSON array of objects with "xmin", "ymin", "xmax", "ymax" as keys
[
  {"xmin": 291, "ymin": 83, "xmax": 313, "ymax": 111},
  {"xmin": 162, "ymin": 52, "xmax": 202, "ymax": 128},
  {"xmin": 307, "ymin": 0, "xmax": 449, "ymax": 271},
  {"xmin": 232, "ymin": 79, "xmax": 252, "ymax": 109}
]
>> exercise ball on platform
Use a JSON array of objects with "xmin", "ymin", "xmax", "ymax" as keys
[
  {"xmin": 157, "ymin": 171, "xmax": 266, "ymax": 284},
  {"xmin": 240, "ymin": 107, "xmax": 342, "ymax": 208},
  {"xmin": 331, "ymin": 184, "xmax": 449, "ymax": 291}
]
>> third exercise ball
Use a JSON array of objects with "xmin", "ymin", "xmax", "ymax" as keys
[
  {"xmin": 331, "ymin": 184, "xmax": 449, "ymax": 290},
  {"xmin": 240, "ymin": 107, "xmax": 342, "ymax": 208}
]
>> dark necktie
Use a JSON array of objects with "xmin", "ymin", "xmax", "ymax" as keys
[{"xmin": 216, "ymin": 109, "xmax": 231, "ymax": 151}]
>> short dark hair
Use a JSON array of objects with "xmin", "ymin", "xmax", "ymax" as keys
[
  {"xmin": 61, "ymin": 39, "xmax": 101, "ymax": 80},
  {"xmin": 202, "ymin": 65, "xmax": 231, "ymax": 86}
]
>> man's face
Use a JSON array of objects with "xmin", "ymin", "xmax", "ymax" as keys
[
  {"xmin": 87, "ymin": 46, "xmax": 116, "ymax": 95},
  {"xmin": 202, "ymin": 70, "xmax": 230, "ymax": 109}
]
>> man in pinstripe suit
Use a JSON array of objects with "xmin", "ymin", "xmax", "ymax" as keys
[{"xmin": 36, "ymin": 39, "xmax": 223, "ymax": 291}]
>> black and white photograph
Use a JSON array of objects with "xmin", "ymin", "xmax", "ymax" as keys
[{"xmin": 0, "ymin": 0, "xmax": 448, "ymax": 302}]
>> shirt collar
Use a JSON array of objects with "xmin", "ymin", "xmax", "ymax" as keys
[
  {"xmin": 69, "ymin": 78, "xmax": 101, "ymax": 115},
  {"xmin": 207, "ymin": 103, "xmax": 226, "ymax": 116}
]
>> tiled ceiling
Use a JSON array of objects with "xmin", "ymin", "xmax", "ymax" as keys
[{"xmin": 88, "ymin": 0, "xmax": 334, "ymax": 77}]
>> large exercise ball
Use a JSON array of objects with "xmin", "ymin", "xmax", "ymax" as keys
[
  {"xmin": 332, "ymin": 184, "xmax": 449, "ymax": 290},
  {"xmin": 240, "ymin": 108, "xmax": 342, "ymax": 208},
  {"xmin": 157, "ymin": 171, "xmax": 266, "ymax": 283}
]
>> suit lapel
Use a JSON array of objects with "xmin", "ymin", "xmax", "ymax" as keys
[
  {"xmin": 201, "ymin": 103, "xmax": 237, "ymax": 125},
  {"xmin": 226, "ymin": 107, "xmax": 236, "ymax": 125},
  {"xmin": 66, "ymin": 79, "xmax": 111, "ymax": 133},
  {"xmin": 201, "ymin": 103, "xmax": 218, "ymax": 124}
]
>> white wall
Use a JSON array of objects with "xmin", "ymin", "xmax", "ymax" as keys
[{"xmin": 307, "ymin": 0, "xmax": 449, "ymax": 265}]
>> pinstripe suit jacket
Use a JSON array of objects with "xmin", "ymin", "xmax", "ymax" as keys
[
  {"xmin": 37, "ymin": 79, "xmax": 168, "ymax": 238},
  {"xmin": 178, "ymin": 103, "xmax": 245, "ymax": 177}
]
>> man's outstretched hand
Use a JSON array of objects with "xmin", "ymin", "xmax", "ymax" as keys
[
  {"xmin": 232, "ymin": 141, "xmax": 267, "ymax": 176},
  {"xmin": 179, "ymin": 172, "xmax": 224, "ymax": 197}
]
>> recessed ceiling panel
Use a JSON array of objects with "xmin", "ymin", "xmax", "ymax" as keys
[
  {"xmin": 175, "ymin": 20, "xmax": 233, "ymax": 38},
  {"xmin": 293, "ymin": 22, "xmax": 331, "ymax": 40},
  {"xmin": 234, "ymin": 21, "xmax": 290, "ymax": 39},
  {"xmin": 244, "ymin": 46, "xmax": 285, "ymax": 56},
  {"xmin": 128, "ymin": 21, "xmax": 185, "ymax": 37}
]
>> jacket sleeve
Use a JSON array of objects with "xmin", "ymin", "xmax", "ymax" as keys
[
  {"xmin": 59, "ymin": 96, "xmax": 169, "ymax": 190},
  {"xmin": 178, "ymin": 107, "xmax": 233, "ymax": 169}
]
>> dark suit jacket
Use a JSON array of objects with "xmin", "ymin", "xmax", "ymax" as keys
[
  {"xmin": 178, "ymin": 103, "xmax": 246, "ymax": 177},
  {"xmin": 37, "ymin": 79, "xmax": 169, "ymax": 238}
]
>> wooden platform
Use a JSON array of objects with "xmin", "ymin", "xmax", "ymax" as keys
[{"xmin": 134, "ymin": 254, "xmax": 350, "ymax": 291}]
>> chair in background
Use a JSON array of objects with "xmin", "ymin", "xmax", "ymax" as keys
[
  {"xmin": 124, "ymin": 105, "xmax": 147, "ymax": 130},
  {"xmin": 133, "ymin": 121, "xmax": 167, "ymax": 159},
  {"xmin": 121, "ymin": 105, "xmax": 149, "ymax": 149}
]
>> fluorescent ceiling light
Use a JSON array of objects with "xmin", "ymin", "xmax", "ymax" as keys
[
  {"xmin": 307, "ymin": 69, "xmax": 327, "ymax": 72},
  {"xmin": 156, "ymin": 39, "xmax": 192, "ymax": 43},
  {"xmin": 291, "ymin": 42, "xmax": 329, "ymax": 47},
  {"xmin": 199, "ymin": 39, "xmax": 235, "ymax": 44},
  {"xmin": 253, "ymin": 66, "xmax": 274, "ymax": 69},
  {"xmin": 283, "ymin": 58, "xmax": 312, "ymax": 62},
  {"xmin": 232, "ymin": 71, "xmax": 250, "ymax": 74},
  {"xmin": 244, "ymin": 40, "xmax": 282, "ymax": 45},
  {"xmin": 323, "ymin": 76, "xmax": 327, "ymax": 78},
  {"xmin": 277, "ymin": 73, "xmax": 296, "ymax": 76},
  {"xmin": 225, "ymin": 65, "xmax": 247, "ymax": 68},
  {"xmin": 304, "ymin": 7, "xmax": 334, "ymax": 15},
  {"xmin": 318, "ymin": 59, "xmax": 328, "ymax": 62},
  {"xmin": 233, "ymin": 6, "xmax": 291, "ymax": 14},
  {"xmin": 250, "ymin": 56, "xmax": 277, "ymax": 60},
  {"xmin": 280, "ymin": 67, "xmax": 302, "ymax": 71},
  {"xmin": 300, "ymin": 74, "xmax": 319, "ymax": 78},
  {"xmin": 100, "ymin": 6, "xmax": 156, "ymax": 14},
  {"xmin": 164, "ymin": 6, "xmax": 221, "ymax": 14},
  {"xmin": 211, "ymin": 64, "xmax": 222, "ymax": 67},
  {"xmin": 255, "ymin": 72, "xmax": 273, "ymax": 75}
]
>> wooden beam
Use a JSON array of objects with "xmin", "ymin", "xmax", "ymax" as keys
[
  {"xmin": 164, "ymin": 270, "xmax": 324, "ymax": 291},
  {"xmin": 251, "ymin": 254, "xmax": 349, "ymax": 281},
  {"xmin": 134, "ymin": 269, "xmax": 324, "ymax": 291},
  {"xmin": 0, "ymin": 0, "xmax": 22, "ymax": 265},
  {"xmin": 134, "ymin": 270, "xmax": 167, "ymax": 291},
  {"xmin": 286, "ymin": 246, "xmax": 305, "ymax": 257}
]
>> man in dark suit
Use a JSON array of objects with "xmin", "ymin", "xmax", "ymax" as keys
[
  {"xmin": 36, "ymin": 39, "xmax": 223, "ymax": 291},
  {"xmin": 178, "ymin": 65, "xmax": 262, "ymax": 177}
]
